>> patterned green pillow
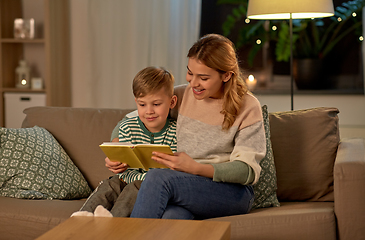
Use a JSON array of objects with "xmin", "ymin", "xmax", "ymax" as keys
[
  {"xmin": 252, "ymin": 105, "xmax": 280, "ymax": 209},
  {"xmin": 0, "ymin": 126, "xmax": 92, "ymax": 200}
]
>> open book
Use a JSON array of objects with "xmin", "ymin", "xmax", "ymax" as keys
[{"xmin": 99, "ymin": 142, "xmax": 173, "ymax": 170}]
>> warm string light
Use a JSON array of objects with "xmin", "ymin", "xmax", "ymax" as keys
[
  {"xmin": 245, "ymin": 19, "xmax": 261, "ymax": 45},
  {"xmin": 250, "ymin": 11, "xmax": 361, "ymax": 46}
]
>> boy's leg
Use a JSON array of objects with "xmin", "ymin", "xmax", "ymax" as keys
[
  {"xmin": 110, "ymin": 180, "xmax": 142, "ymax": 217},
  {"xmin": 79, "ymin": 175, "xmax": 127, "ymax": 213}
]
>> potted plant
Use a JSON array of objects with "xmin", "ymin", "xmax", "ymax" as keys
[{"xmin": 220, "ymin": 0, "xmax": 364, "ymax": 89}]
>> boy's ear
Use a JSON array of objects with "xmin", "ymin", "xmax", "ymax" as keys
[{"xmin": 170, "ymin": 95, "xmax": 177, "ymax": 109}]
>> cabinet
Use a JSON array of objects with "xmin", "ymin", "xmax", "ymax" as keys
[
  {"xmin": 4, "ymin": 92, "xmax": 46, "ymax": 128},
  {"xmin": 0, "ymin": 0, "xmax": 71, "ymax": 127}
]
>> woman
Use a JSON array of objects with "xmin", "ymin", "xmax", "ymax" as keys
[{"xmin": 107, "ymin": 34, "xmax": 266, "ymax": 219}]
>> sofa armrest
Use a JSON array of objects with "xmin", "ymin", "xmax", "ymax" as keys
[{"xmin": 334, "ymin": 138, "xmax": 365, "ymax": 240}]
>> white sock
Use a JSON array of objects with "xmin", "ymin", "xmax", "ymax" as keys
[
  {"xmin": 94, "ymin": 205, "xmax": 113, "ymax": 217},
  {"xmin": 70, "ymin": 211, "xmax": 94, "ymax": 217}
]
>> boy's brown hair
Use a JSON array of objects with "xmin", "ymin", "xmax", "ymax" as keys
[{"xmin": 132, "ymin": 66, "xmax": 175, "ymax": 98}]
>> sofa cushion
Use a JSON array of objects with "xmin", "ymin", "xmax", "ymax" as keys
[
  {"xmin": 22, "ymin": 107, "xmax": 135, "ymax": 189},
  {"xmin": 0, "ymin": 126, "xmax": 91, "ymax": 199},
  {"xmin": 209, "ymin": 202, "xmax": 336, "ymax": 240},
  {"xmin": 269, "ymin": 107, "xmax": 340, "ymax": 201},
  {"xmin": 252, "ymin": 105, "xmax": 280, "ymax": 209},
  {"xmin": 0, "ymin": 196, "xmax": 85, "ymax": 239}
]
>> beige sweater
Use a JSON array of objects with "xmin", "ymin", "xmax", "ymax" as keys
[{"xmin": 177, "ymin": 84, "xmax": 266, "ymax": 184}]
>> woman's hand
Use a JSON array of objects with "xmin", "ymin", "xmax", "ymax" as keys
[
  {"xmin": 105, "ymin": 157, "xmax": 128, "ymax": 174},
  {"xmin": 151, "ymin": 152, "xmax": 214, "ymax": 178}
]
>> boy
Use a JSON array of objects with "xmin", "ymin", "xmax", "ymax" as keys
[{"xmin": 71, "ymin": 66, "xmax": 177, "ymax": 217}]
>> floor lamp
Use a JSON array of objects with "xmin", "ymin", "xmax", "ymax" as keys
[{"xmin": 247, "ymin": 0, "xmax": 334, "ymax": 110}]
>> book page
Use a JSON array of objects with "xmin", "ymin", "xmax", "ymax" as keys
[
  {"xmin": 99, "ymin": 144, "xmax": 144, "ymax": 169},
  {"xmin": 133, "ymin": 145, "xmax": 173, "ymax": 169},
  {"xmin": 100, "ymin": 142, "xmax": 133, "ymax": 146}
]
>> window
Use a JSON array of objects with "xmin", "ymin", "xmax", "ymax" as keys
[{"xmin": 200, "ymin": 0, "xmax": 364, "ymax": 94}]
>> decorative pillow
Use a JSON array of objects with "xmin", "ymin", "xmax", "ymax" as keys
[
  {"xmin": 0, "ymin": 126, "xmax": 92, "ymax": 200},
  {"xmin": 269, "ymin": 107, "xmax": 340, "ymax": 202},
  {"xmin": 22, "ymin": 107, "xmax": 135, "ymax": 190},
  {"xmin": 252, "ymin": 105, "xmax": 280, "ymax": 209}
]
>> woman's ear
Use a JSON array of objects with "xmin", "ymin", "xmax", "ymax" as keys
[
  {"xmin": 222, "ymin": 71, "xmax": 233, "ymax": 83},
  {"xmin": 170, "ymin": 95, "xmax": 178, "ymax": 109}
]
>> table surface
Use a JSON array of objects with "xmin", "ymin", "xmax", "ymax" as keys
[{"xmin": 36, "ymin": 216, "xmax": 231, "ymax": 240}]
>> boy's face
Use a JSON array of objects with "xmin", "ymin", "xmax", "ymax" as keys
[{"xmin": 135, "ymin": 88, "xmax": 177, "ymax": 133}]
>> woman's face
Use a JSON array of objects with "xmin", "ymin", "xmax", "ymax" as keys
[{"xmin": 186, "ymin": 58, "xmax": 230, "ymax": 100}]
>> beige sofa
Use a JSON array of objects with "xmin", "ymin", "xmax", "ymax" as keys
[{"xmin": 0, "ymin": 106, "xmax": 364, "ymax": 240}]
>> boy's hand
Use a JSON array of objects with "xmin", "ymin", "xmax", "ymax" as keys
[{"xmin": 105, "ymin": 157, "xmax": 128, "ymax": 174}]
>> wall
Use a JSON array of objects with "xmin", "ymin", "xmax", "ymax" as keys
[{"xmin": 70, "ymin": 0, "xmax": 92, "ymax": 107}]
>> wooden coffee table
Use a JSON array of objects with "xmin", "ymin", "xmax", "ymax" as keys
[{"xmin": 36, "ymin": 216, "xmax": 231, "ymax": 240}]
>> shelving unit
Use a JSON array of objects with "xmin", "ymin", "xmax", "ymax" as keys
[{"xmin": 0, "ymin": 0, "xmax": 71, "ymax": 127}]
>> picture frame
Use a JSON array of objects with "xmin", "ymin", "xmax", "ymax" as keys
[
  {"xmin": 14, "ymin": 18, "xmax": 35, "ymax": 39},
  {"xmin": 31, "ymin": 78, "xmax": 43, "ymax": 90}
]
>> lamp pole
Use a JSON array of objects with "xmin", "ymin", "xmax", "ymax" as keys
[{"xmin": 290, "ymin": 13, "xmax": 294, "ymax": 111}]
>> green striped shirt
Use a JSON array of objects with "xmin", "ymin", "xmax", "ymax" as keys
[{"xmin": 117, "ymin": 115, "xmax": 177, "ymax": 184}]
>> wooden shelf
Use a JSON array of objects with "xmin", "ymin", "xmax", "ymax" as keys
[
  {"xmin": 1, "ymin": 88, "xmax": 46, "ymax": 93},
  {"xmin": 0, "ymin": 0, "xmax": 71, "ymax": 127},
  {"xmin": 1, "ymin": 38, "xmax": 45, "ymax": 43}
]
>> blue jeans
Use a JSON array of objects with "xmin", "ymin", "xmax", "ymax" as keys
[{"xmin": 130, "ymin": 169, "xmax": 254, "ymax": 219}]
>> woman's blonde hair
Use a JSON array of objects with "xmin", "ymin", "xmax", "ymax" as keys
[
  {"xmin": 187, "ymin": 34, "xmax": 248, "ymax": 130},
  {"xmin": 133, "ymin": 66, "xmax": 175, "ymax": 98}
]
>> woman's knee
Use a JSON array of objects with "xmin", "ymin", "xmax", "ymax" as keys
[{"xmin": 144, "ymin": 169, "xmax": 171, "ymax": 184}]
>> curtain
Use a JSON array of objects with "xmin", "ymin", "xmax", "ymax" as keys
[
  {"xmin": 363, "ymin": 7, "xmax": 365, "ymax": 92},
  {"xmin": 71, "ymin": 0, "xmax": 201, "ymax": 108}
]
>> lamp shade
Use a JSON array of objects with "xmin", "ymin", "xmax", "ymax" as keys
[{"xmin": 247, "ymin": 0, "xmax": 334, "ymax": 19}]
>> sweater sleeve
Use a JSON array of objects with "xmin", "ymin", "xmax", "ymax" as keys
[
  {"xmin": 110, "ymin": 110, "xmax": 138, "ymax": 141},
  {"xmin": 211, "ymin": 120, "xmax": 266, "ymax": 185},
  {"xmin": 230, "ymin": 120, "xmax": 266, "ymax": 184},
  {"xmin": 211, "ymin": 161, "xmax": 255, "ymax": 185},
  {"xmin": 110, "ymin": 120, "xmax": 123, "ymax": 141}
]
